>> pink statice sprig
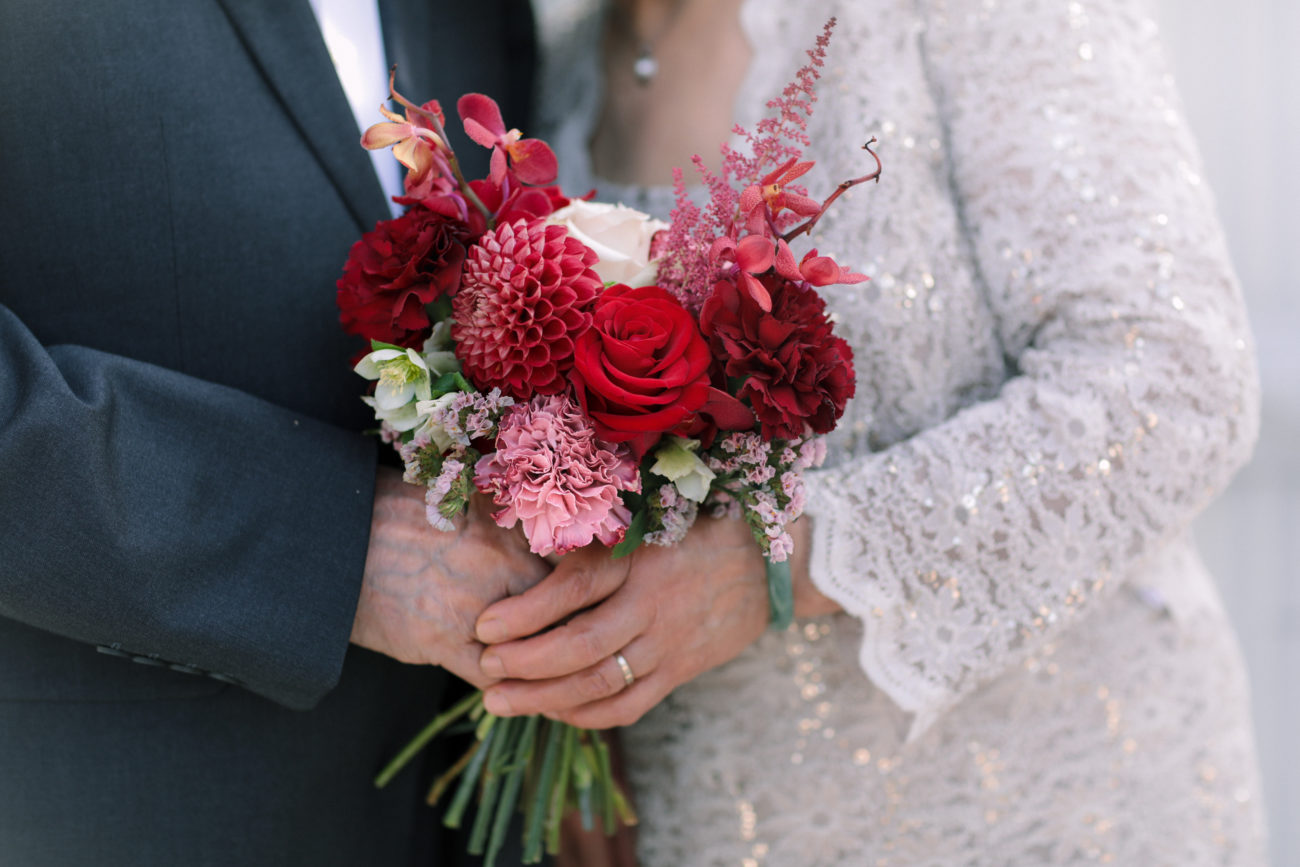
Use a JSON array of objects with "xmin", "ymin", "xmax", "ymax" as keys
[
  {"xmin": 702, "ymin": 432, "xmax": 826, "ymax": 562},
  {"xmin": 397, "ymin": 388, "xmax": 517, "ymax": 529}
]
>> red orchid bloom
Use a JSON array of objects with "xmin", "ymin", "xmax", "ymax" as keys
[
  {"xmin": 798, "ymin": 249, "xmax": 867, "ymax": 286},
  {"xmin": 709, "ymin": 234, "xmax": 779, "ymax": 311},
  {"xmin": 457, "ymin": 94, "xmax": 558, "ymax": 187},
  {"xmin": 738, "ymin": 157, "xmax": 822, "ymax": 233},
  {"xmin": 711, "ymin": 232, "xmax": 865, "ymax": 309}
]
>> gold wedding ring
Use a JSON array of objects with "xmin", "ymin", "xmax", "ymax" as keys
[{"xmin": 613, "ymin": 651, "xmax": 635, "ymax": 687}]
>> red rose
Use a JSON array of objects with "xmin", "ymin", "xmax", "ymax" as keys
[
  {"xmin": 572, "ymin": 285, "xmax": 713, "ymax": 457},
  {"xmin": 336, "ymin": 207, "xmax": 472, "ymax": 347},
  {"xmin": 700, "ymin": 274, "xmax": 855, "ymax": 440}
]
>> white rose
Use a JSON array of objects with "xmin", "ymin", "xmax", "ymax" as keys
[{"xmin": 547, "ymin": 200, "xmax": 668, "ymax": 287}]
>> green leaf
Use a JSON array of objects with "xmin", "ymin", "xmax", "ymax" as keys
[
  {"xmin": 425, "ymin": 295, "xmax": 453, "ymax": 323},
  {"xmin": 429, "ymin": 370, "xmax": 477, "ymax": 399},
  {"xmin": 369, "ymin": 338, "xmax": 407, "ymax": 352},
  {"xmin": 611, "ymin": 509, "xmax": 648, "ymax": 559}
]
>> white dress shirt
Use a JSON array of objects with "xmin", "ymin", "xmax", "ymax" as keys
[{"xmin": 308, "ymin": 0, "xmax": 406, "ymax": 215}]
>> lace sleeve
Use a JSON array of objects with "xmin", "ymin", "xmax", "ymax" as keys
[{"xmin": 801, "ymin": 0, "xmax": 1260, "ymax": 735}]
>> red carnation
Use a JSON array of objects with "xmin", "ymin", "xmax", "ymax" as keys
[
  {"xmin": 336, "ymin": 207, "xmax": 472, "ymax": 347},
  {"xmin": 572, "ymin": 285, "xmax": 713, "ymax": 457},
  {"xmin": 700, "ymin": 274, "xmax": 855, "ymax": 440},
  {"xmin": 452, "ymin": 219, "xmax": 602, "ymax": 398}
]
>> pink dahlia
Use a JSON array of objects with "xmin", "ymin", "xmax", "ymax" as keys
[
  {"xmin": 475, "ymin": 393, "xmax": 641, "ymax": 557},
  {"xmin": 452, "ymin": 219, "xmax": 602, "ymax": 398}
]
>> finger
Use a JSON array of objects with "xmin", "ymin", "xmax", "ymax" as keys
[
  {"xmin": 479, "ymin": 589, "xmax": 649, "ymax": 681},
  {"xmin": 475, "ymin": 550, "xmax": 629, "ymax": 644},
  {"xmin": 482, "ymin": 637, "xmax": 654, "ymax": 717},
  {"xmin": 548, "ymin": 667, "xmax": 674, "ymax": 730}
]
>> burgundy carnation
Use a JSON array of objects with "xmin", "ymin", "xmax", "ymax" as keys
[
  {"xmin": 452, "ymin": 219, "xmax": 602, "ymax": 398},
  {"xmin": 700, "ymin": 273, "xmax": 855, "ymax": 440},
  {"xmin": 336, "ymin": 207, "xmax": 472, "ymax": 347},
  {"xmin": 571, "ymin": 284, "xmax": 713, "ymax": 457}
]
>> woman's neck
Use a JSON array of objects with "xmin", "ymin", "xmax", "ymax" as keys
[{"xmin": 591, "ymin": 0, "xmax": 752, "ymax": 186}]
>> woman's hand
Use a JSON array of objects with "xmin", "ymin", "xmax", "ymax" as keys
[{"xmin": 473, "ymin": 515, "xmax": 828, "ymax": 728}]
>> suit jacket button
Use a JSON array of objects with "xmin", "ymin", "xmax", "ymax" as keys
[
  {"xmin": 96, "ymin": 645, "xmax": 130, "ymax": 659},
  {"xmin": 131, "ymin": 655, "xmax": 167, "ymax": 667}
]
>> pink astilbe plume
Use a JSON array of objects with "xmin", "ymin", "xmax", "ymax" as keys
[
  {"xmin": 657, "ymin": 19, "xmax": 839, "ymax": 310},
  {"xmin": 722, "ymin": 18, "xmax": 835, "ymax": 186}
]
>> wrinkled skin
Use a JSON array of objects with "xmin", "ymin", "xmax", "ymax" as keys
[{"xmin": 351, "ymin": 468, "xmax": 549, "ymax": 689}]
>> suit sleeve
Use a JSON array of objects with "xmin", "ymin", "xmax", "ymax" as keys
[{"xmin": 0, "ymin": 303, "xmax": 378, "ymax": 710}]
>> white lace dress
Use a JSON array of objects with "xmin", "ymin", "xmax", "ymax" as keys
[{"xmin": 532, "ymin": 0, "xmax": 1269, "ymax": 863}]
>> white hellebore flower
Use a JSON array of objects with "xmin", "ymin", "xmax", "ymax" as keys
[
  {"xmin": 649, "ymin": 436, "xmax": 716, "ymax": 503},
  {"xmin": 355, "ymin": 347, "xmax": 433, "ymax": 431},
  {"xmin": 546, "ymin": 200, "xmax": 667, "ymax": 287},
  {"xmin": 413, "ymin": 392, "xmax": 463, "ymax": 452},
  {"xmin": 419, "ymin": 321, "xmax": 462, "ymax": 379}
]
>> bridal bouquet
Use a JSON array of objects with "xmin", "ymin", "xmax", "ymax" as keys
[{"xmin": 335, "ymin": 20, "xmax": 876, "ymax": 865}]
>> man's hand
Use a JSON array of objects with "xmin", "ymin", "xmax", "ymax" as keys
[
  {"xmin": 350, "ymin": 467, "xmax": 549, "ymax": 688},
  {"xmin": 470, "ymin": 516, "xmax": 818, "ymax": 729}
]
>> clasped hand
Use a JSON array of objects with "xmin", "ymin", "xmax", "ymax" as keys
[
  {"xmin": 472, "ymin": 515, "xmax": 778, "ymax": 729},
  {"xmin": 354, "ymin": 468, "xmax": 830, "ymax": 726}
]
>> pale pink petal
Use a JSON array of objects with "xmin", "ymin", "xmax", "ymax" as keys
[{"xmin": 361, "ymin": 121, "xmax": 413, "ymax": 150}]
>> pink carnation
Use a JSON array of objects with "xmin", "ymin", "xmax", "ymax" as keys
[{"xmin": 475, "ymin": 393, "xmax": 641, "ymax": 556}]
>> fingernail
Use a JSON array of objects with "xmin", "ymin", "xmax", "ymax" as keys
[
  {"xmin": 483, "ymin": 690, "xmax": 512, "ymax": 716},
  {"xmin": 480, "ymin": 651, "xmax": 506, "ymax": 679},
  {"xmin": 477, "ymin": 618, "xmax": 506, "ymax": 644}
]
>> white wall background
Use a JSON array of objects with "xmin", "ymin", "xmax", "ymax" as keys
[{"xmin": 1153, "ymin": 2, "xmax": 1299, "ymax": 864}]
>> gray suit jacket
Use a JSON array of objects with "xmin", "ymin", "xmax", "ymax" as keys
[{"xmin": 0, "ymin": 0, "xmax": 534, "ymax": 863}]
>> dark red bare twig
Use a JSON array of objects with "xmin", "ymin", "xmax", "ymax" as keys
[{"xmin": 781, "ymin": 138, "xmax": 881, "ymax": 243}]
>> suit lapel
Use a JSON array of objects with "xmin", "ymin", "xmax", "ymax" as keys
[{"xmin": 215, "ymin": 0, "xmax": 391, "ymax": 232}]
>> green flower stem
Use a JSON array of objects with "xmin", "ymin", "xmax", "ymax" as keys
[
  {"xmin": 373, "ymin": 691, "xmax": 482, "ymax": 789},
  {"xmin": 485, "ymin": 715, "xmax": 540, "ymax": 867},
  {"xmin": 574, "ymin": 740, "xmax": 598, "ymax": 831},
  {"xmin": 469, "ymin": 716, "xmax": 520, "ymax": 854},
  {"xmin": 545, "ymin": 725, "xmax": 579, "ymax": 855},
  {"xmin": 426, "ymin": 738, "xmax": 480, "ymax": 807},
  {"xmin": 766, "ymin": 556, "xmax": 794, "ymax": 630},
  {"xmin": 445, "ymin": 718, "xmax": 499, "ymax": 829},
  {"xmin": 595, "ymin": 736, "xmax": 617, "ymax": 835},
  {"xmin": 524, "ymin": 721, "xmax": 565, "ymax": 863}
]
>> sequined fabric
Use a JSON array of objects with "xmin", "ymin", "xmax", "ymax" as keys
[{"xmin": 532, "ymin": 0, "xmax": 1268, "ymax": 863}]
